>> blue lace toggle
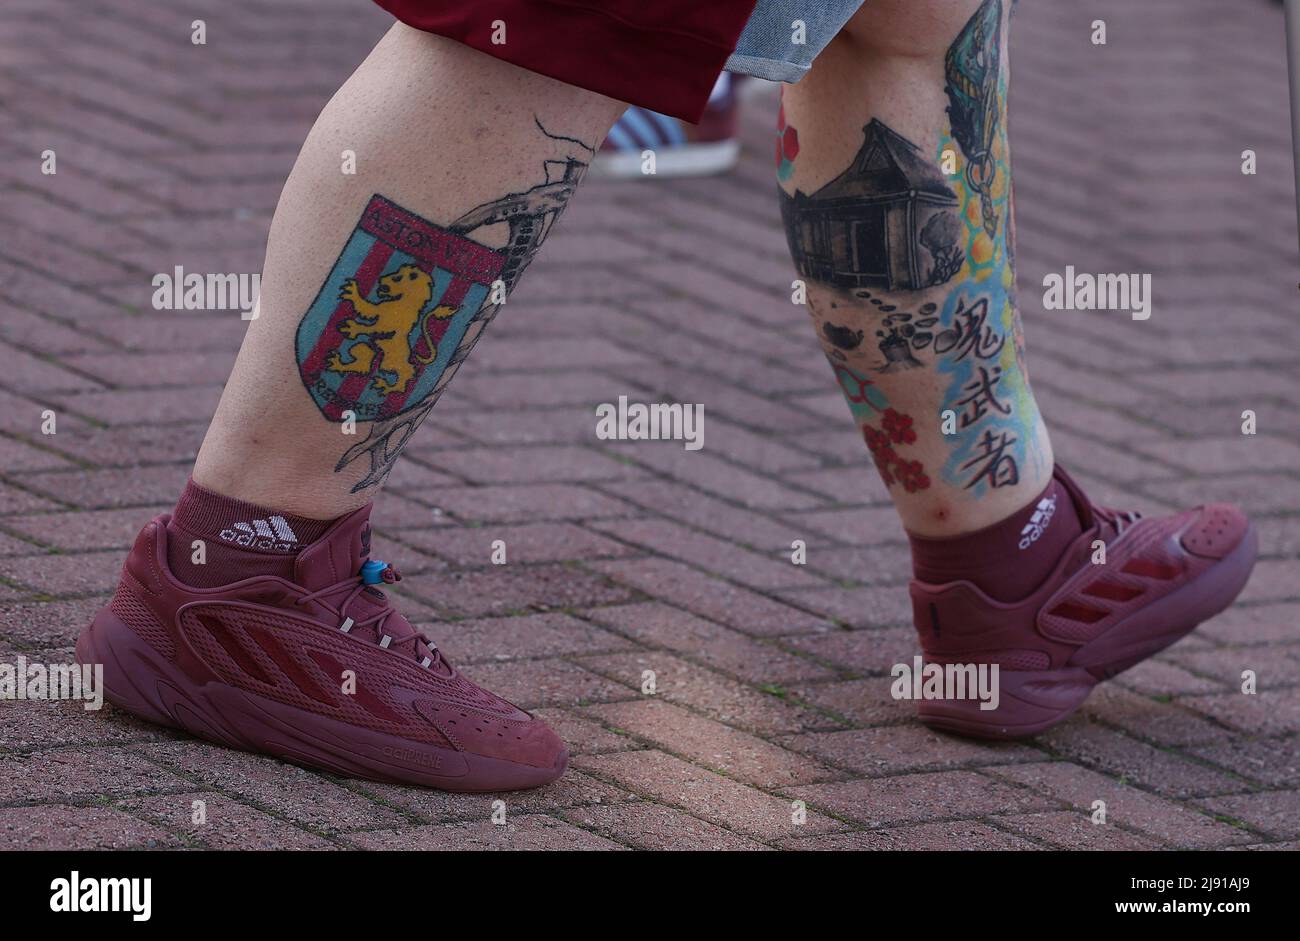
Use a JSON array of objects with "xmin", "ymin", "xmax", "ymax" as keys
[{"xmin": 360, "ymin": 559, "xmax": 389, "ymax": 585}]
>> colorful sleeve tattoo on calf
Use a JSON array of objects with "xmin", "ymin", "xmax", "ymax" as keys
[
  {"xmin": 782, "ymin": 0, "xmax": 1040, "ymax": 498},
  {"xmin": 294, "ymin": 118, "xmax": 593, "ymax": 492}
]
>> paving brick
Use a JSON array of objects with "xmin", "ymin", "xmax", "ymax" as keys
[
  {"xmin": 589, "ymin": 517, "xmax": 828, "ymax": 591},
  {"xmin": 348, "ymin": 813, "xmax": 626, "ymax": 851},
  {"xmin": 395, "ymin": 522, "xmax": 636, "ymax": 567},
  {"xmin": 987, "ymin": 762, "xmax": 1253, "ymax": 848},
  {"xmin": 459, "ymin": 658, "xmax": 638, "ymax": 710},
  {"xmin": 0, "ymin": 597, "xmax": 103, "ymax": 646},
  {"xmin": 0, "ymin": 437, "xmax": 76, "ymax": 473},
  {"xmin": 1183, "ymin": 734, "xmax": 1300, "ymax": 789},
  {"xmin": 591, "ymin": 557, "xmax": 831, "ymax": 637},
  {"xmin": 529, "ymin": 707, "xmax": 636, "ymax": 755},
  {"xmin": 788, "ymin": 771, "xmax": 1055, "ymax": 828},
  {"xmin": 1196, "ymin": 602, "xmax": 1300, "ymax": 646},
  {"xmin": 402, "ymin": 564, "xmax": 636, "ymax": 618},
  {"xmin": 584, "ymin": 699, "xmax": 833, "ymax": 788},
  {"xmin": 0, "ymin": 698, "xmax": 171, "ymax": 751},
  {"xmin": 59, "ymin": 386, "xmax": 225, "ymax": 425},
  {"xmin": 129, "ymin": 741, "xmax": 409, "ymax": 835},
  {"xmin": 0, "ymin": 747, "xmax": 188, "ymax": 803},
  {"xmin": 788, "ymin": 678, "xmax": 914, "ymax": 726},
  {"xmin": 578, "ymin": 650, "xmax": 823, "ymax": 734},
  {"xmin": 1036, "ymin": 719, "xmax": 1249, "ymax": 799},
  {"xmin": 583, "ymin": 602, "xmax": 834, "ymax": 684},
  {"xmin": 431, "ymin": 612, "xmax": 635, "ymax": 664},
  {"xmin": 780, "ymin": 820, "xmax": 1038, "ymax": 851},
  {"xmin": 355, "ymin": 769, "xmax": 631, "ymax": 823},
  {"xmin": 424, "ymin": 445, "xmax": 630, "ymax": 484},
  {"xmin": 419, "ymin": 483, "xmax": 635, "ymax": 524},
  {"xmin": 1195, "ymin": 790, "xmax": 1300, "ymax": 841},
  {"xmin": 1079, "ymin": 684, "xmax": 1230, "ymax": 748},
  {"xmin": 993, "ymin": 811, "xmax": 1163, "ymax": 850},
  {"xmin": 120, "ymin": 791, "xmax": 334, "ymax": 850},
  {"xmin": 776, "ymin": 585, "xmax": 915, "ymax": 629},
  {"xmin": 1179, "ymin": 686, "xmax": 1300, "ymax": 737},
  {"xmin": 4, "ymin": 506, "xmax": 166, "ymax": 552},
  {"xmin": 594, "ymin": 478, "xmax": 812, "ymax": 552},
  {"xmin": 0, "ymin": 804, "xmax": 180, "ymax": 850},
  {"xmin": 19, "ymin": 465, "xmax": 188, "ymax": 510},
  {"xmin": 783, "ymin": 626, "xmax": 919, "ymax": 676},
  {"xmin": 561, "ymin": 802, "xmax": 770, "ymax": 850},
  {"xmin": 0, "ymin": 550, "xmax": 125, "ymax": 597},
  {"xmin": 575, "ymin": 750, "xmax": 841, "ymax": 841},
  {"xmin": 782, "ymin": 725, "xmax": 1043, "ymax": 777}
]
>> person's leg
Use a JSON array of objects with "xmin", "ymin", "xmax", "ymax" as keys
[
  {"xmin": 195, "ymin": 23, "xmax": 626, "ymax": 517},
  {"xmin": 782, "ymin": 0, "xmax": 1257, "ymax": 738},
  {"xmin": 77, "ymin": 24, "xmax": 627, "ymax": 791},
  {"xmin": 781, "ymin": 0, "xmax": 1048, "ymax": 538}
]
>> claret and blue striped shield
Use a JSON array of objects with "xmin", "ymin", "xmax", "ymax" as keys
[{"xmin": 296, "ymin": 195, "xmax": 505, "ymax": 424}]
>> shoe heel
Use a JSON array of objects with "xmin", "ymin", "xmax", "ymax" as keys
[
  {"xmin": 917, "ymin": 666, "xmax": 1096, "ymax": 740},
  {"xmin": 76, "ymin": 606, "xmax": 179, "ymax": 730}
]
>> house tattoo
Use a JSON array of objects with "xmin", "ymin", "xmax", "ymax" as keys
[{"xmin": 780, "ymin": 118, "xmax": 965, "ymax": 293}]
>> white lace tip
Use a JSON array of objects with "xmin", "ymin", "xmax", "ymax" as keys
[
  {"xmin": 420, "ymin": 656, "xmax": 432, "ymax": 668},
  {"xmin": 379, "ymin": 634, "xmax": 392, "ymax": 648},
  {"xmin": 339, "ymin": 617, "xmax": 354, "ymax": 633}
]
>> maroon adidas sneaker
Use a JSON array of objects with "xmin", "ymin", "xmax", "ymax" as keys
[
  {"xmin": 909, "ymin": 466, "xmax": 1257, "ymax": 739},
  {"xmin": 75, "ymin": 505, "xmax": 568, "ymax": 791}
]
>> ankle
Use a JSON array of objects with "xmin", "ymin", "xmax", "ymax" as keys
[
  {"xmin": 165, "ymin": 478, "xmax": 339, "ymax": 587},
  {"xmin": 907, "ymin": 468, "xmax": 1083, "ymax": 602}
]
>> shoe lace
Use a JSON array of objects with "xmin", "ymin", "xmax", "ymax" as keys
[
  {"xmin": 1093, "ymin": 505, "xmax": 1142, "ymax": 541},
  {"xmin": 293, "ymin": 563, "xmax": 443, "ymax": 670}
]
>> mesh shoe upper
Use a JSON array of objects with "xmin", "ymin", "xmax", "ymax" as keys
[
  {"xmin": 108, "ymin": 506, "xmax": 562, "ymax": 769},
  {"xmin": 910, "ymin": 466, "xmax": 1253, "ymax": 673}
]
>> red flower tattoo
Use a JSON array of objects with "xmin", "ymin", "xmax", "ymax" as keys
[
  {"xmin": 881, "ymin": 408, "xmax": 917, "ymax": 445},
  {"xmin": 862, "ymin": 408, "xmax": 929, "ymax": 493},
  {"xmin": 895, "ymin": 459, "xmax": 931, "ymax": 493}
]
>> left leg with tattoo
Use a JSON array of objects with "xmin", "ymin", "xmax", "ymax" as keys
[
  {"xmin": 784, "ymin": 0, "xmax": 1258, "ymax": 737},
  {"xmin": 75, "ymin": 25, "xmax": 627, "ymax": 792}
]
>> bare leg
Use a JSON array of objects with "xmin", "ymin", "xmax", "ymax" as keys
[
  {"xmin": 781, "ymin": 0, "xmax": 1052, "ymax": 537},
  {"xmin": 193, "ymin": 24, "xmax": 626, "ymax": 517}
]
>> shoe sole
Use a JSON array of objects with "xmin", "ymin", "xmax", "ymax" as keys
[
  {"xmin": 75, "ymin": 608, "xmax": 568, "ymax": 792},
  {"xmin": 918, "ymin": 522, "xmax": 1258, "ymax": 740}
]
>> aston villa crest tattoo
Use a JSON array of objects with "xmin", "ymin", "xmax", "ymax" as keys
[
  {"xmin": 296, "ymin": 195, "xmax": 505, "ymax": 426},
  {"xmin": 294, "ymin": 119, "xmax": 592, "ymax": 492}
]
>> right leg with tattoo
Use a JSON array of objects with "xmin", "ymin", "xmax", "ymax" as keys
[
  {"xmin": 786, "ymin": 1, "xmax": 1258, "ymax": 738},
  {"xmin": 75, "ymin": 24, "xmax": 625, "ymax": 791}
]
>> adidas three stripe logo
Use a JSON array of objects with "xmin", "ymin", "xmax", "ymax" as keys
[
  {"xmin": 1018, "ymin": 494, "xmax": 1058, "ymax": 550},
  {"xmin": 219, "ymin": 515, "xmax": 299, "ymax": 552}
]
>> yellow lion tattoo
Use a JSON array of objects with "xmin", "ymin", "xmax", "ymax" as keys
[{"xmin": 325, "ymin": 263, "xmax": 455, "ymax": 395}]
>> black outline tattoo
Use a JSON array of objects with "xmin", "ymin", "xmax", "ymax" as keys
[
  {"xmin": 781, "ymin": 119, "xmax": 964, "ymax": 292},
  {"xmin": 945, "ymin": 0, "xmax": 1003, "ymax": 238}
]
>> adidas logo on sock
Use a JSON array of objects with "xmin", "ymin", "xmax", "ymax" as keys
[
  {"xmin": 219, "ymin": 516, "xmax": 299, "ymax": 552},
  {"xmin": 1018, "ymin": 494, "xmax": 1058, "ymax": 550}
]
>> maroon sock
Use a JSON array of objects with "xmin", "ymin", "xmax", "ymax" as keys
[
  {"xmin": 165, "ymin": 479, "xmax": 337, "ymax": 588},
  {"xmin": 908, "ymin": 474, "xmax": 1083, "ymax": 602}
]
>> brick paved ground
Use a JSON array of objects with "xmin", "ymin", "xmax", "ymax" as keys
[{"xmin": 0, "ymin": 0, "xmax": 1296, "ymax": 850}]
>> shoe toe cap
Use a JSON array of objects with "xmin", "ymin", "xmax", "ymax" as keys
[{"xmin": 1181, "ymin": 503, "xmax": 1250, "ymax": 559}]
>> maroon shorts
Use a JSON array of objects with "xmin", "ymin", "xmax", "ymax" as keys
[{"xmin": 372, "ymin": 0, "xmax": 758, "ymax": 122}]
